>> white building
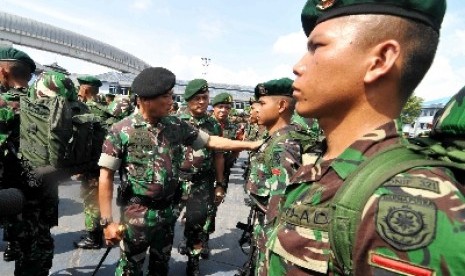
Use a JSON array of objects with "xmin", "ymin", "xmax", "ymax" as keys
[{"xmin": 403, "ymin": 97, "xmax": 451, "ymax": 137}]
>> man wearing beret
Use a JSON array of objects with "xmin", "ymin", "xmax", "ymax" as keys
[
  {"xmin": 74, "ymin": 74, "xmax": 111, "ymax": 249},
  {"xmin": 241, "ymin": 78, "xmax": 309, "ymax": 276},
  {"xmin": 0, "ymin": 47, "xmax": 59, "ymax": 276},
  {"xmin": 268, "ymin": 1, "xmax": 465, "ymax": 275},
  {"xmin": 98, "ymin": 68, "xmax": 260, "ymax": 276},
  {"xmin": 175, "ymin": 79, "xmax": 226, "ymax": 275}
]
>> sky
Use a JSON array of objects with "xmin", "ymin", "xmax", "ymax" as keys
[{"xmin": 1, "ymin": 0, "xmax": 465, "ymax": 101}]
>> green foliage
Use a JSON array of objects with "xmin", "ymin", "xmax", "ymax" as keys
[{"xmin": 400, "ymin": 95, "xmax": 423, "ymax": 124}]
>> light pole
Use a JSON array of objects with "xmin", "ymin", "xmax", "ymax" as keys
[{"xmin": 201, "ymin": 57, "xmax": 211, "ymax": 77}]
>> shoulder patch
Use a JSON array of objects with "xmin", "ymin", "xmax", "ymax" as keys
[
  {"xmin": 383, "ymin": 176, "xmax": 440, "ymax": 194},
  {"xmin": 376, "ymin": 194, "xmax": 437, "ymax": 251}
]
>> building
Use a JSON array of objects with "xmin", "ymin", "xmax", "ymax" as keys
[{"xmin": 404, "ymin": 96, "xmax": 451, "ymax": 137}]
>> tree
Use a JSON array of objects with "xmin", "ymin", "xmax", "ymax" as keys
[{"xmin": 400, "ymin": 95, "xmax": 424, "ymax": 124}]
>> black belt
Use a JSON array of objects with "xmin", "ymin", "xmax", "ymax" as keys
[
  {"xmin": 179, "ymin": 170, "xmax": 213, "ymax": 182},
  {"xmin": 128, "ymin": 195, "xmax": 172, "ymax": 210}
]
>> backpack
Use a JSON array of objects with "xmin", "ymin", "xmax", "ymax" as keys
[
  {"xmin": 19, "ymin": 96, "xmax": 106, "ymax": 174},
  {"xmin": 329, "ymin": 88, "xmax": 465, "ymax": 275}
]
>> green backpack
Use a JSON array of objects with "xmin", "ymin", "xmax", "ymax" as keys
[
  {"xmin": 329, "ymin": 88, "xmax": 465, "ymax": 275},
  {"xmin": 19, "ymin": 96, "xmax": 106, "ymax": 174}
]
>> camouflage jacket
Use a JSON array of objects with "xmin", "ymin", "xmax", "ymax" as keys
[
  {"xmin": 268, "ymin": 121, "xmax": 465, "ymax": 275},
  {"xmin": 246, "ymin": 124, "xmax": 303, "ymax": 223},
  {"xmin": 99, "ymin": 113, "xmax": 202, "ymax": 200},
  {"xmin": 0, "ymin": 88, "xmax": 25, "ymax": 150},
  {"xmin": 107, "ymin": 97, "xmax": 133, "ymax": 122},
  {"xmin": 244, "ymin": 123, "xmax": 267, "ymax": 141},
  {"xmin": 178, "ymin": 111, "xmax": 220, "ymax": 174},
  {"xmin": 86, "ymin": 100, "xmax": 111, "ymax": 119},
  {"xmin": 216, "ymin": 117, "xmax": 239, "ymax": 167}
]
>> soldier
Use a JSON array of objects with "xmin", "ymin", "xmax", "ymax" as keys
[
  {"xmin": 176, "ymin": 79, "xmax": 226, "ymax": 275},
  {"xmin": 105, "ymin": 92, "xmax": 116, "ymax": 105},
  {"xmin": 74, "ymin": 75, "xmax": 108, "ymax": 249},
  {"xmin": 98, "ymin": 67, "xmax": 260, "ymax": 276},
  {"xmin": 243, "ymin": 78, "xmax": 307, "ymax": 275},
  {"xmin": 0, "ymin": 47, "xmax": 35, "ymax": 270},
  {"xmin": 267, "ymin": 1, "xmax": 465, "ymax": 275}
]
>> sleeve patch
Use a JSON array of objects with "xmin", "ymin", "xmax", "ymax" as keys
[
  {"xmin": 271, "ymin": 168, "xmax": 281, "ymax": 176},
  {"xmin": 368, "ymin": 251, "xmax": 433, "ymax": 276}
]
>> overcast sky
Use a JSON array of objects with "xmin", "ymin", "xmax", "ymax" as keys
[{"xmin": 1, "ymin": 0, "xmax": 464, "ymax": 101}]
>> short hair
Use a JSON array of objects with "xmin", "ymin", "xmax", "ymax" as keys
[
  {"xmin": 0, "ymin": 60, "xmax": 32, "ymax": 81},
  {"xmin": 351, "ymin": 14, "xmax": 439, "ymax": 101}
]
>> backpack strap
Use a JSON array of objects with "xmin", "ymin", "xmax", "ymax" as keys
[{"xmin": 329, "ymin": 144, "xmax": 465, "ymax": 275}]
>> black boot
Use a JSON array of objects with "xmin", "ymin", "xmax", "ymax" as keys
[
  {"xmin": 186, "ymin": 255, "xmax": 200, "ymax": 276},
  {"xmin": 3, "ymin": 241, "xmax": 20, "ymax": 262},
  {"xmin": 200, "ymin": 239, "xmax": 210, "ymax": 259},
  {"xmin": 73, "ymin": 230, "xmax": 102, "ymax": 249}
]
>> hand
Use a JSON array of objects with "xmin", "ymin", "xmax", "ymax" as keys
[
  {"xmin": 214, "ymin": 186, "xmax": 225, "ymax": 206},
  {"xmin": 249, "ymin": 139, "xmax": 264, "ymax": 150},
  {"xmin": 103, "ymin": 223, "xmax": 124, "ymax": 246}
]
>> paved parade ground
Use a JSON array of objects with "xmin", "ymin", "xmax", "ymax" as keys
[{"xmin": 0, "ymin": 154, "xmax": 251, "ymax": 276}]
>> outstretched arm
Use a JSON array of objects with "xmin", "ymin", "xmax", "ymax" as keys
[{"xmin": 206, "ymin": 135, "xmax": 262, "ymax": 151}]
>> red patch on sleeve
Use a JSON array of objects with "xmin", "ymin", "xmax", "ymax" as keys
[
  {"xmin": 271, "ymin": 168, "xmax": 281, "ymax": 176},
  {"xmin": 369, "ymin": 252, "xmax": 433, "ymax": 276}
]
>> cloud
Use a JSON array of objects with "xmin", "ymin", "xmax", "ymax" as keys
[
  {"xmin": 272, "ymin": 32, "xmax": 307, "ymax": 57},
  {"xmin": 131, "ymin": 0, "xmax": 152, "ymax": 10},
  {"xmin": 198, "ymin": 19, "xmax": 225, "ymax": 40}
]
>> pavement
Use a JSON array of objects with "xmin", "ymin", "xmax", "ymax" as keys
[{"xmin": 0, "ymin": 153, "xmax": 251, "ymax": 276}]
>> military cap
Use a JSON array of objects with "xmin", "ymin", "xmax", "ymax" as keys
[
  {"xmin": 301, "ymin": 0, "xmax": 446, "ymax": 36},
  {"xmin": 77, "ymin": 75, "xmax": 102, "ymax": 87},
  {"xmin": 184, "ymin": 79, "xmax": 208, "ymax": 101},
  {"xmin": 30, "ymin": 71, "xmax": 77, "ymax": 100},
  {"xmin": 254, "ymin": 77, "xmax": 294, "ymax": 100},
  {"xmin": 212, "ymin": 92, "xmax": 233, "ymax": 106},
  {"xmin": 0, "ymin": 47, "xmax": 36, "ymax": 72},
  {"xmin": 131, "ymin": 67, "xmax": 176, "ymax": 98}
]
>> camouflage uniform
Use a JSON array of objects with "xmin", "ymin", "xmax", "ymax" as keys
[
  {"xmin": 245, "ymin": 124, "xmax": 303, "ymax": 276},
  {"xmin": 268, "ymin": 121, "xmax": 465, "ymax": 275},
  {"xmin": 99, "ymin": 113, "xmax": 204, "ymax": 276},
  {"xmin": 178, "ymin": 111, "xmax": 221, "ymax": 257}
]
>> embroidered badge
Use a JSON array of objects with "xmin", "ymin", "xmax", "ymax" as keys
[
  {"xmin": 316, "ymin": 0, "xmax": 337, "ymax": 10},
  {"xmin": 376, "ymin": 194, "xmax": 437, "ymax": 251},
  {"xmin": 271, "ymin": 168, "xmax": 281, "ymax": 176},
  {"xmin": 257, "ymin": 84, "xmax": 267, "ymax": 96},
  {"xmin": 368, "ymin": 251, "xmax": 434, "ymax": 276}
]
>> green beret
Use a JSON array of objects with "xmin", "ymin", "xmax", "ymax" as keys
[
  {"xmin": 254, "ymin": 78, "xmax": 294, "ymax": 99},
  {"xmin": 301, "ymin": 0, "xmax": 446, "ymax": 36},
  {"xmin": 77, "ymin": 75, "xmax": 102, "ymax": 88},
  {"xmin": 30, "ymin": 71, "xmax": 77, "ymax": 100},
  {"xmin": 184, "ymin": 79, "xmax": 208, "ymax": 101},
  {"xmin": 0, "ymin": 47, "xmax": 36, "ymax": 72},
  {"xmin": 212, "ymin": 92, "xmax": 233, "ymax": 106},
  {"xmin": 132, "ymin": 67, "xmax": 176, "ymax": 98}
]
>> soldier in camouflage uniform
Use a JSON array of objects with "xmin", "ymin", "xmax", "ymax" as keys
[
  {"xmin": 267, "ymin": 1, "xmax": 465, "ymax": 275},
  {"xmin": 73, "ymin": 75, "xmax": 108, "ymax": 249},
  {"xmin": 98, "ymin": 68, "xmax": 260, "ymax": 276},
  {"xmin": 243, "ymin": 78, "xmax": 306, "ymax": 276},
  {"xmin": 177, "ymin": 79, "xmax": 226, "ymax": 275}
]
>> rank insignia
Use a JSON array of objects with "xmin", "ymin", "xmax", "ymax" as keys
[
  {"xmin": 316, "ymin": 0, "xmax": 337, "ymax": 10},
  {"xmin": 376, "ymin": 194, "xmax": 437, "ymax": 251}
]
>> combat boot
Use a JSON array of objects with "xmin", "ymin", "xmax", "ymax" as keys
[
  {"xmin": 73, "ymin": 230, "xmax": 102, "ymax": 249},
  {"xmin": 186, "ymin": 255, "xmax": 200, "ymax": 276},
  {"xmin": 3, "ymin": 241, "xmax": 20, "ymax": 262},
  {"xmin": 178, "ymin": 237, "xmax": 188, "ymax": 255},
  {"xmin": 200, "ymin": 239, "xmax": 210, "ymax": 259}
]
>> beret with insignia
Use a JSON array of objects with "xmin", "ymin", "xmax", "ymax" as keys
[
  {"xmin": 77, "ymin": 75, "xmax": 102, "ymax": 88},
  {"xmin": 132, "ymin": 67, "xmax": 176, "ymax": 98},
  {"xmin": 184, "ymin": 79, "xmax": 208, "ymax": 101},
  {"xmin": 212, "ymin": 92, "xmax": 233, "ymax": 106},
  {"xmin": 0, "ymin": 47, "xmax": 36, "ymax": 72},
  {"xmin": 254, "ymin": 77, "xmax": 294, "ymax": 100},
  {"xmin": 301, "ymin": 0, "xmax": 446, "ymax": 36}
]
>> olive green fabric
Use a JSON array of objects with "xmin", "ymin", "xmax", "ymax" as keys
[
  {"xmin": 212, "ymin": 92, "xmax": 233, "ymax": 106},
  {"xmin": 184, "ymin": 79, "xmax": 208, "ymax": 101},
  {"xmin": 77, "ymin": 75, "xmax": 102, "ymax": 88},
  {"xmin": 254, "ymin": 78, "xmax": 293, "ymax": 99},
  {"xmin": 0, "ymin": 46, "xmax": 36, "ymax": 72},
  {"xmin": 301, "ymin": 0, "xmax": 447, "ymax": 36}
]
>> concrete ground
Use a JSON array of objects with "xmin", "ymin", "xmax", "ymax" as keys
[{"xmin": 0, "ymin": 153, "xmax": 251, "ymax": 275}]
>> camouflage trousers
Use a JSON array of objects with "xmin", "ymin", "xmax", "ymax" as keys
[
  {"xmin": 116, "ymin": 203, "xmax": 176, "ymax": 276},
  {"xmin": 80, "ymin": 177, "xmax": 100, "ymax": 232},
  {"xmin": 4, "ymin": 196, "xmax": 56, "ymax": 276},
  {"xmin": 182, "ymin": 179, "xmax": 216, "ymax": 256},
  {"xmin": 253, "ymin": 211, "xmax": 271, "ymax": 276}
]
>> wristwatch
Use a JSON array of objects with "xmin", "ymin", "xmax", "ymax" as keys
[{"xmin": 99, "ymin": 217, "xmax": 113, "ymax": 228}]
